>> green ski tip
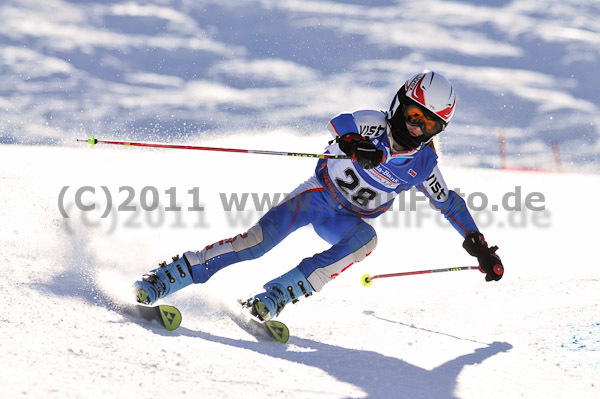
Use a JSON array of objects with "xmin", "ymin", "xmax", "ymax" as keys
[
  {"xmin": 158, "ymin": 305, "xmax": 182, "ymax": 331},
  {"xmin": 265, "ymin": 320, "xmax": 289, "ymax": 344}
]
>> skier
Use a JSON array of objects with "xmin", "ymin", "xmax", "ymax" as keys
[{"xmin": 134, "ymin": 70, "xmax": 504, "ymax": 321}]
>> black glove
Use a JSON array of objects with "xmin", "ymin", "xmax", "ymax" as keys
[
  {"xmin": 462, "ymin": 231, "xmax": 504, "ymax": 282},
  {"xmin": 337, "ymin": 133, "xmax": 384, "ymax": 169}
]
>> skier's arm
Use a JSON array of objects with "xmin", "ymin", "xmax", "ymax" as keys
[
  {"xmin": 416, "ymin": 166, "xmax": 478, "ymax": 237},
  {"xmin": 325, "ymin": 112, "xmax": 384, "ymax": 169},
  {"xmin": 326, "ymin": 110, "xmax": 388, "ymax": 139},
  {"xmin": 327, "ymin": 113, "xmax": 356, "ymax": 138},
  {"xmin": 418, "ymin": 166, "xmax": 504, "ymax": 282}
]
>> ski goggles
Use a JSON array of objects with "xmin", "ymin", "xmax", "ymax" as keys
[{"xmin": 403, "ymin": 103, "xmax": 446, "ymax": 136}]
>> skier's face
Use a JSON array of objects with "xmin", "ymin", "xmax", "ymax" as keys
[
  {"xmin": 402, "ymin": 102, "xmax": 446, "ymax": 135},
  {"xmin": 405, "ymin": 122, "xmax": 424, "ymax": 137}
]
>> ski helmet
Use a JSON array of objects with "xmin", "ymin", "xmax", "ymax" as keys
[{"xmin": 388, "ymin": 70, "xmax": 456, "ymax": 155}]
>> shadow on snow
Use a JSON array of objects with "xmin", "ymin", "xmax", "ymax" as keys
[{"xmin": 178, "ymin": 325, "xmax": 512, "ymax": 399}]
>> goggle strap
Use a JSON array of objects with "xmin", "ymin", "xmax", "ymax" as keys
[{"xmin": 389, "ymin": 93, "xmax": 402, "ymax": 118}]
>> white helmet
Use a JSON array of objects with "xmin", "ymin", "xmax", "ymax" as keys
[
  {"xmin": 388, "ymin": 70, "xmax": 456, "ymax": 155},
  {"xmin": 403, "ymin": 70, "xmax": 456, "ymax": 123}
]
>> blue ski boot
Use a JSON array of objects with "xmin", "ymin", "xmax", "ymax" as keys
[
  {"xmin": 248, "ymin": 267, "xmax": 314, "ymax": 321},
  {"xmin": 134, "ymin": 253, "xmax": 194, "ymax": 305}
]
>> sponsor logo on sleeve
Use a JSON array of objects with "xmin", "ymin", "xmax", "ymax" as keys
[
  {"xmin": 425, "ymin": 173, "xmax": 448, "ymax": 201},
  {"xmin": 359, "ymin": 124, "xmax": 385, "ymax": 137}
]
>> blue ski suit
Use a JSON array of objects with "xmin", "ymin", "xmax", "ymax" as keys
[{"xmin": 186, "ymin": 110, "xmax": 478, "ymax": 292}]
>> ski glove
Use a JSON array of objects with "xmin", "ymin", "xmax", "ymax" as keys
[
  {"xmin": 462, "ymin": 231, "xmax": 504, "ymax": 282},
  {"xmin": 337, "ymin": 133, "xmax": 384, "ymax": 170}
]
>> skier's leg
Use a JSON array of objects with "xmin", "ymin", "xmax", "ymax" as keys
[
  {"xmin": 187, "ymin": 186, "xmax": 323, "ymax": 283},
  {"xmin": 248, "ymin": 213, "xmax": 377, "ymax": 320},
  {"xmin": 134, "ymin": 183, "xmax": 321, "ymax": 304},
  {"xmin": 304, "ymin": 216, "xmax": 377, "ymax": 291}
]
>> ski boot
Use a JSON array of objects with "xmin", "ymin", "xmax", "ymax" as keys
[
  {"xmin": 134, "ymin": 253, "xmax": 194, "ymax": 305},
  {"xmin": 246, "ymin": 267, "xmax": 314, "ymax": 321}
]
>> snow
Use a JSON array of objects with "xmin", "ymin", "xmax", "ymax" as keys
[
  {"xmin": 1, "ymin": 0, "xmax": 599, "ymax": 397},
  {"xmin": 1, "ymin": 133, "xmax": 599, "ymax": 398}
]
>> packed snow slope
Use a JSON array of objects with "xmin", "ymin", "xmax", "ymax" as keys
[
  {"xmin": 1, "ymin": 133, "xmax": 598, "ymax": 399},
  {"xmin": 1, "ymin": 0, "xmax": 600, "ymax": 172}
]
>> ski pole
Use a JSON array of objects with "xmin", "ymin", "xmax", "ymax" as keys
[
  {"xmin": 76, "ymin": 135, "xmax": 351, "ymax": 160},
  {"xmin": 361, "ymin": 266, "xmax": 480, "ymax": 287}
]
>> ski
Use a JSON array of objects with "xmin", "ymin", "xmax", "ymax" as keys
[
  {"xmin": 259, "ymin": 319, "xmax": 289, "ymax": 344},
  {"xmin": 127, "ymin": 299, "xmax": 288, "ymax": 339},
  {"xmin": 237, "ymin": 300, "xmax": 290, "ymax": 343},
  {"xmin": 132, "ymin": 304, "xmax": 182, "ymax": 331}
]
